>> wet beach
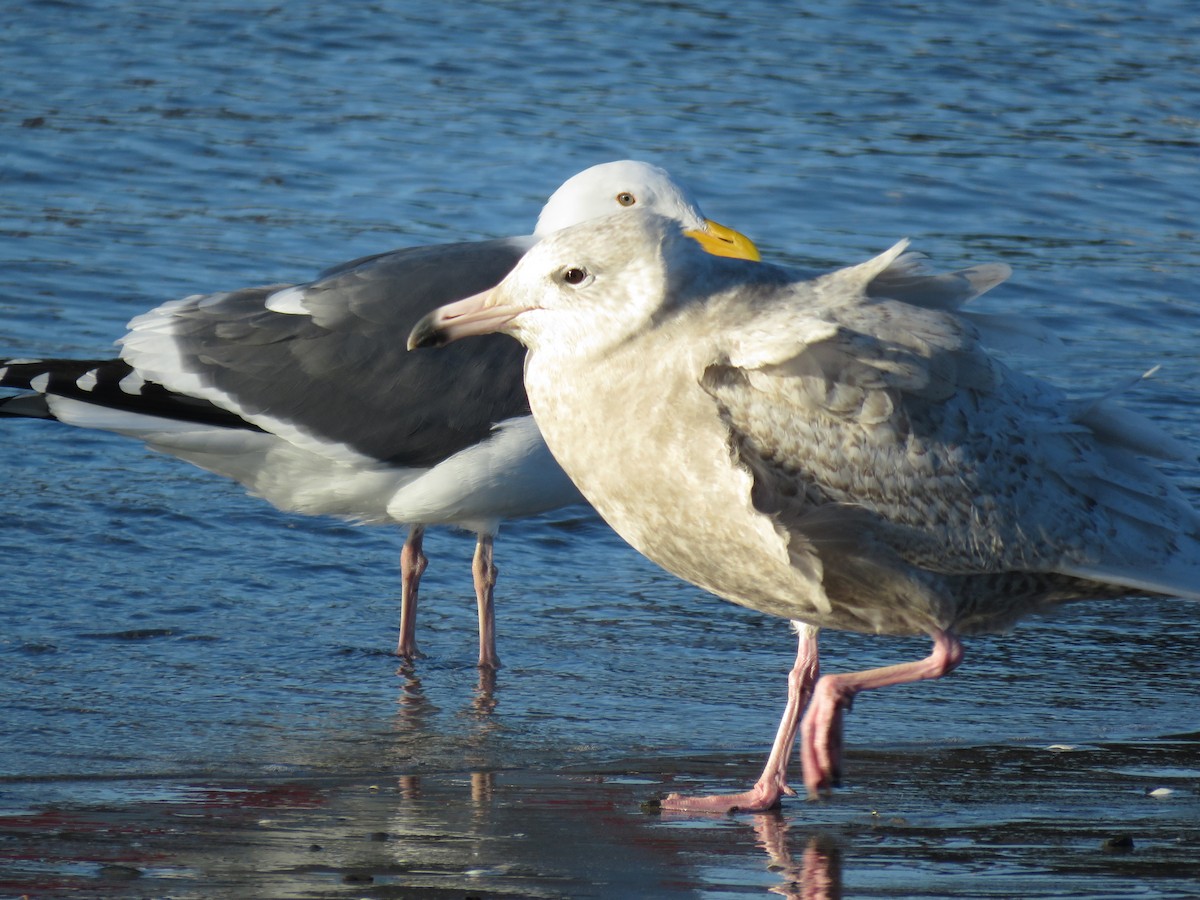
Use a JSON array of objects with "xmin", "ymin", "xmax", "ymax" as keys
[{"xmin": 3, "ymin": 719, "xmax": 1198, "ymax": 896}]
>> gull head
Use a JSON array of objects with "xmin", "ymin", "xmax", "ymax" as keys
[
  {"xmin": 409, "ymin": 210, "xmax": 745, "ymax": 355},
  {"xmin": 534, "ymin": 160, "xmax": 759, "ymax": 262}
]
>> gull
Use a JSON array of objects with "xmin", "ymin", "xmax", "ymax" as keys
[
  {"xmin": 0, "ymin": 163, "xmax": 759, "ymax": 669},
  {"xmin": 410, "ymin": 209, "xmax": 1200, "ymax": 807}
]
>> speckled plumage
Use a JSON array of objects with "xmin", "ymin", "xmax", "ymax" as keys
[
  {"xmin": 450, "ymin": 212, "xmax": 1200, "ymax": 638},
  {"xmin": 412, "ymin": 208, "xmax": 1200, "ymax": 805}
]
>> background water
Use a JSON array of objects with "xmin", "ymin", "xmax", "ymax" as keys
[{"xmin": 2, "ymin": 1, "xmax": 1199, "ymax": 897}]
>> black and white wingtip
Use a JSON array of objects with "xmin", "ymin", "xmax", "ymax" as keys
[{"xmin": 0, "ymin": 357, "xmax": 260, "ymax": 431}]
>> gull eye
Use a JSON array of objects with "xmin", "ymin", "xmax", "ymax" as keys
[
  {"xmin": 616, "ymin": 191, "xmax": 636, "ymax": 207},
  {"xmin": 561, "ymin": 266, "xmax": 590, "ymax": 285}
]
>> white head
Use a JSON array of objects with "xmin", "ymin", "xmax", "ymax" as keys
[
  {"xmin": 533, "ymin": 160, "xmax": 759, "ymax": 261},
  {"xmin": 536, "ymin": 160, "xmax": 702, "ymax": 234},
  {"xmin": 410, "ymin": 210, "xmax": 742, "ymax": 356}
]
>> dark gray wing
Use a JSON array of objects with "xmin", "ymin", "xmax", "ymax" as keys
[{"xmin": 122, "ymin": 237, "xmax": 533, "ymax": 467}]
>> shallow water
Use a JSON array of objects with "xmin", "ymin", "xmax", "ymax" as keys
[
  {"xmin": 2, "ymin": 742, "xmax": 1199, "ymax": 899},
  {"xmin": 2, "ymin": 1, "xmax": 1199, "ymax": 897}
]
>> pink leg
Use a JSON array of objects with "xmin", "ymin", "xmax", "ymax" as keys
[
  {"xmin": 661, "ymin": 623, "xmax": 820, "ymax": 813},
  {"xmin": 473, "ymin": 533, "xmax": 500, "ymax": 670},
  {"xmin": 396, "ymin": 526, "xmax": 428, "ymax": 658},
  {"xmin": 800, "ymin": 628, "xmax": 963, "ymax": 797}
]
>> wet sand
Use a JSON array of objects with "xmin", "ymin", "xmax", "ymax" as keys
[{"xmin": 4, "ymin": 735, "xmax": 1197, "ymax": 898}]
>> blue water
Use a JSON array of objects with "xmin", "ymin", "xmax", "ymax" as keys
[{"xmin": 2, "ymin": 2, "xmax": 1200, "ymax": 896}]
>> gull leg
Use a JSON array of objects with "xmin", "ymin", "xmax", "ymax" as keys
[
  {"xmin": 800, "ymin": 628, "xmax": 963, "ymax": 797},
  {"xmin": 473, "ymin": 533, "xmax": 500, "ymax": 670},
  {"xmin": 396, "ymin": 525, "xmax": 428, "ymax": 658},
  {"xmin": 661, "ymin": 623, "xmax": 820, "ymax": 813}
]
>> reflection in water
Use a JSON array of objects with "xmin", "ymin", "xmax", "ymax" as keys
[
  {"xmin": 397, "ymin": 774, "xmax": 421, "ymax": 800},
  {"xmin": 5, "ymin": 741, "xmax": 1197, "ymax": 897},
  {"xmin": 659, "ymin": 807, "xmax": 844, "ymax": 898},
  {"xmin": 385, "ymin": 657, "xmax": 504, "ymax": 780},
  {"xmin": 394, "ymin": 661, "xmax": 438, "ymax": 728},
  {"xmin": 393, "ymin": 770, "xmax": 495, "ymax": 811},
  {"xmin": 472, "ymin": 665, "xmax": 498, "ymax": 715},
  {"xmin": 751, "ymin": 814, "xmax": 842, "ymax": 900},
  {"xmin": 471, "ymin": 770, "xmax": 495, "ymax": 808}
]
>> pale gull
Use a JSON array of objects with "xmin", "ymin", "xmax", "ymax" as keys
[
  {"xmin": 0, "ymin": 163, "xmax": 759, "ymax": 669},
  {"xmin": 409, "ymin": 209, "xmax": 1200, "ymax": 808}
]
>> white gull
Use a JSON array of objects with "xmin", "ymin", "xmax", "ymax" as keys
[{"xmin": 410, "ymin": 209, "xmax": 1200, "ymax": 807}]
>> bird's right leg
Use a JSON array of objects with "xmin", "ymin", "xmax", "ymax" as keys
[
  {"xmin": 799, "ymin": 628, "xmax": 963, "ymax": 797},
  {"xmin": 472, "ymin": 533, "xmax": 500, "ymax": 670}
]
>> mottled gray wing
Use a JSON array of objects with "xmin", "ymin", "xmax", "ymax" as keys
[
  {"xmin": 699, "ymin": 246, "xmax": 1200, "ymax": 625},
  {"xmin": 124, "ymin": 238, "xmax": 533, "ymax": 467},
  {"xmin": 702, "ymin": 289, "xmax": 1067, "ymax": 574},
  {"xmin": 705, "ymin": 279, "xmax": 1198, "ymax": 586}
]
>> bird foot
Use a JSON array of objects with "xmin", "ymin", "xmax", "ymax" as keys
[{"xmin": 657, "ymin": 780, "xmax": 796, "ymax": 814}]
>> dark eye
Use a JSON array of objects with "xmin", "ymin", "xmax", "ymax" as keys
[
  {"xmin": 616, "ymin": 191, "xmax": 636, "ymax": 207},
  {"xmin": 562, "ymin": 266, "xmax": 589, "ymax": 285}
]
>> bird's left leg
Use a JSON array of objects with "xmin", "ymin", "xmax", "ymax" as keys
[
  {"xmin": 800, "ymin": 628, "xmax": 963, "ymax": 797},
  {"xmin": 660, "ymin": 623, "xmax": 820, "ymax": 813},
  {"xmin": 472, "ymin": 533, "xmax": 500, "ymax": 670}
]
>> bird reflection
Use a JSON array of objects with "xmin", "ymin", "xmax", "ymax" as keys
[
  {"xmin": 394, "ymin": 661, "xmax": 438, "ymax": 728},
  {"xmin": 472, "ymin": 665, "xmax": 498, "ymax": 715},
  {"xmin": 397, "ymin": 774, "xmax": 421, "ymax": 801},
  {"xmin": 471, "ymin": 771, "xmax": 495, "ymax": 808},
  {"xmin": 751, "ymin": 814, "xmax": 842, "ymax": 900},
  {"xmin": 658, "ymin": 805, "xmax": 843, "ymax": 897},
  {"xmin": 392, "ymin": 771, "xmax": 495, "ymax": 811}
]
